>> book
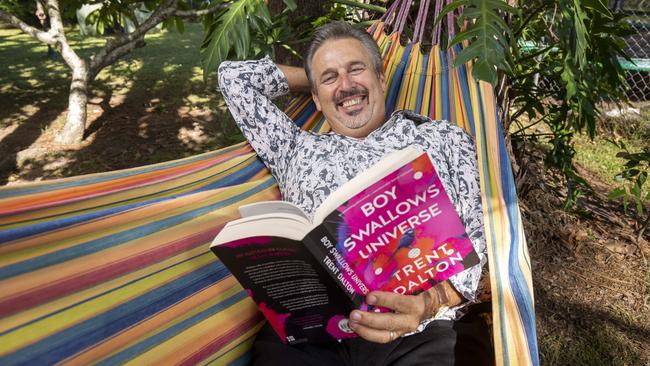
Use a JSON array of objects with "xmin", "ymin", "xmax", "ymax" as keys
[{"xmin": 210, "ymin": 147, "xmax": 480, "ymax": 345}]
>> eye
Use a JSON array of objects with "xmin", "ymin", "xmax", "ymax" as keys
[
  {"xmin": 322, "ymin": 73, "xmax": 337, "ymax": 85},
  {"xmin": 350, "ymin": 65, "xmax": 366, "ymax": 74}
]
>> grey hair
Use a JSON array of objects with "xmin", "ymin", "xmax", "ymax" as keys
[{"xmin": 305, "ymin": 21, "xmax": 383, "ymax": 91}]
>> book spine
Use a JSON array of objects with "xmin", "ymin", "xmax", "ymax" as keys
[{"xmin": 304, "ymin": 226, "xmax": 368, "ymax": 307}]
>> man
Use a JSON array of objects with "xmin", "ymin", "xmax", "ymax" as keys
[{"xmin": 218, "ymin": 21, "xmax": 492, "ymax": 365}]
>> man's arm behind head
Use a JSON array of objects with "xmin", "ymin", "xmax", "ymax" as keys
[{"xmin": 277, "ymin": 64, "xmax": 311, "ymax": 94}]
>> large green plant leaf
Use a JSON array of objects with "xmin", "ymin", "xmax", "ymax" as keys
[
  {"xmin": 200, "ymin": 0, "xmax": 265, "ymax": 78},
  {"xmin": 438, "ymin": 0, "xmax": 517, "ymax": 85}
]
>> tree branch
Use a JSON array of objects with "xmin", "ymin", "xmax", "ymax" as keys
[
  {"xmin": 90, "ymin": 39, "xmax": 144, "ymax": 80},
  {"xmin": 0, "ymin": 10, "xmax": 56, "ymax": 45},
  {"xmin": 89, "ymin": 0, "xmax": 227, "ymax": 79},
  {"xmin": 126, "ymin": 4, "xmax": 141, "ymax": 28},
  {"xmin": 46, "ymin": 0, "xmax": 65, "ymax": 36},
  {"xmin": 90, "ymin": 0, "xmax": 178, "ymax": 75}
]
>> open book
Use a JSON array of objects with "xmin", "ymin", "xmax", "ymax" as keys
[{"xmin": 210, "ymin": 147, "xmax": 479, "ymax": 345}]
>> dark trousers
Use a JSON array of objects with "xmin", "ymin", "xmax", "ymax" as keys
[{"xmin": 252, "ymin": 312, "xmax": 493, "ymax": 366}]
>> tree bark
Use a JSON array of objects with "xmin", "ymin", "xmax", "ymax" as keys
[
  {"xmin": 56, "ymin": 51, "xmax": 89, "ymax": 144},
  {"xmin": 44, "ymin": 0, "xmax": 89, "ymax": 144}
]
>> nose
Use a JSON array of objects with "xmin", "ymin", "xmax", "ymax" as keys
[{"xmin": 340, "ymin": 73, "xmax": 354, "ymax": 89}]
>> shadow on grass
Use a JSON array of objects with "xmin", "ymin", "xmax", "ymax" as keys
[
  {"xmin": 1, "ymin": 24, "xmax": 242, "ymax": 183},
  {"xmin": 535, "ymin": 282, "xmax": 649, "ymax": 365},
  {"xmin": 0, "ymin": 97, "xmax": 63, "ymax": 184}
]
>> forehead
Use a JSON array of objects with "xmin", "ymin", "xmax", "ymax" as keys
[{"xmin": 311, "ymin": 38, "xmax": 373, "ymax": 73}]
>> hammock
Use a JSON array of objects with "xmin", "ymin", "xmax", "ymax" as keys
[{"xmin": 0, "ymin": 2, "xmax": 538, "ymax": 365}]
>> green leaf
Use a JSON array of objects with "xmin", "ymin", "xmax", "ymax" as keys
[
  {"xmin": 561, "ymin": 66, "xmax": 577, "ymax": 100},
  {"xmin": 632, "ymin": 181, "xmax": 642, "ymax": 198},
  {"xmin": 449, "ymin": 27, "xmax": 482, "ymax": 47},
  {"xmin": 436, "ymin": 0, "xmax": 469, "ymax": 26},
  {"xmin": 608, "ymin": 187, "xmax": 626, "ymax": 200},
  {"xmin": 200, "ymin": 0, "xmax": 264, "ymax": 79},
  {"xmin": 570, "ymin": 0, "xmax": 589, "ymax": 69},
  {"xmin": 175, "ymin": 17, "xmax": 185, "ymax": 34},
  {"xmin": 445, "ymin": 0, "xmax": 516, "ymax": 85},
  {"xmin": 282, "ymin": 0, "xmax": 297, "ymax": 12},
  {"xmin": 638, "ymin": 172, "xmax": 647, "ymax": 187},
  {"xmin": 582, "ymin": 0, "xmax": 612, "ymax": 18}
]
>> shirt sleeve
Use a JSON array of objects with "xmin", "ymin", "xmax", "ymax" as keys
[
  {"xmin": 444, "ymin": 126, "xmax": 488, "ymax": 304},
  {"xmin": 217, "ymin": 56, "xmax": 302, "ymax": 181}
]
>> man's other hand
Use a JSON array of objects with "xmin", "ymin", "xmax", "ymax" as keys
[
  {"xmin": 348, "ymin": 290, "xmax": 435, "ymax": 343},
  {"xmin": 348, "ymin": 282, "xmax": 465, "ymax": 343}
]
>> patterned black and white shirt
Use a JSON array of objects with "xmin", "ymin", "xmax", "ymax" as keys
[{"xmin": 218, "ymin": 57, "xmax": 487, "ymax": 329}]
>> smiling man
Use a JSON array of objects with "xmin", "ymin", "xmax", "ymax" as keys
[
  {"xmin": 307, "ymin": 36, "xmax": 386, "ymax": 137},
  {"xmin": 218, "ymin": 21, "xmax": 492, "ymax": 366}
]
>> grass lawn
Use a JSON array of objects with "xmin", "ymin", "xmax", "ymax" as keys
[
  {"xmin": 574, "ymin": 105, "xmax": 650, "ymax": 185},
  {"xmin": 0, "ymin": 23, "xmax": 242, "ymax": 183}
]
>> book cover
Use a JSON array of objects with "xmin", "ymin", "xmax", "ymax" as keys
[
  {"xmin": 210, "ymin": 148, "xmax": 480, "ymax": 344},
  {"xmin": 317, "ymin": 152, "xmax": 480, "ymax": 304}
]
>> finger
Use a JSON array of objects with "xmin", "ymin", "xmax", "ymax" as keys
[
  {"xmin": 367, "ymin": 291, "xmax": 424, "ymax": 314},
  {"xmin": 348, "ymin": 320, "xmax": 398, "ymax": 344},
  {"xmin": 350, "ymin": 310, "xmax": 420, "ymax": 334}
]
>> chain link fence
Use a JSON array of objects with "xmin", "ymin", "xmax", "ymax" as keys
[
  {"xmin": 613, "ymin": 0, "xmax": 650, "ymax": 101},
  {"xmin": 534, "ymin": 2, "xmax": 650, "ymax": 101}
]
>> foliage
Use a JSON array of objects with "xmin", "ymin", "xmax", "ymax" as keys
[
  {"xmin": 201, "ymin": 0, "xmax": 298, "ymax": 78},
  {"xmin": 608, "ymin": 139, "xmax": 650, "ymax": 238},
  {"xmin": 0, "ymin": 0, "xmax": 37, "ymax": 25},
  {"xmin": 199, "ymin": 0, "xmax": 385, "ymax": 78},
  {"xmin": 82, "ymin": 0, "xmax": 188, "ymax": 35},
  {"xmin": 506, "ymin": 0, "xmax": 632, "ymax": 207},
  {"xmin": 1, "ymin": 0, "xmax": 79, "ymax": 25},
  {"xmin": 438, "ymin": 0, "xmax": 518, "ymax": 85}
]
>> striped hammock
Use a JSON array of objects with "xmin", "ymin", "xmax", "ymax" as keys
[{"xmin": 0, "ymin": 2, "xmax": 538, "ymax": 365}]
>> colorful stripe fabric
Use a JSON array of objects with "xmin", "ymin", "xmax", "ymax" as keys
[{"xmin": 0, "ymin": 13, "xmax": 538, "ymax": 366}]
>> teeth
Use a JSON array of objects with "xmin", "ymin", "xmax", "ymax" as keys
[{"xmin": 342, "ymin": 97, "xmax": 362, "ymax": 108}]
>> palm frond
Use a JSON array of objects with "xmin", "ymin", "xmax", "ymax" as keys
[
  {"xmin": 439, "ymin": 0, "xmax": 518, "ymax": 85},
  {"xmin": 200, "ymin": 0, "xmax": 264, "ymax": 78}
]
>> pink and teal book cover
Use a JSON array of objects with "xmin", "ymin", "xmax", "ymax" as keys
[{"xmin": 320, "ymin": 152, "xmax": 479, "ymax": 301}]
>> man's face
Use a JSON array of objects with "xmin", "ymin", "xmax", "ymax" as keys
[{"xmin": 310, "ymin": 38, "xmax": 386, "ymax": 138}]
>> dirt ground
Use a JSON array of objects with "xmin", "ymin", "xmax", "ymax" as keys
[
  {"xmin": 1, "ymin": 94, "xmax": 649, "ymax": 364},
  {"xmin": 516, "ymin": 142, "xmax": 650, "ymax": 364}
]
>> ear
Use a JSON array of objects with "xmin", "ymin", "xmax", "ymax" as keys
[
  {"xmin": 379, "ymin": 73, "xmax": 387, "ymax": 93},
  {"xmin": 311, "ymin": 91, "xmax": 322, "ymax": 111}
]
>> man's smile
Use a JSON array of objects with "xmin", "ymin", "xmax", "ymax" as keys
[{"xmin": 335, "ymin": 88, "xmax": 369, "ymax": 114}]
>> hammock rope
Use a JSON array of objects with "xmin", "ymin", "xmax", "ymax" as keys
[{"xmin": 0, "ymin": 2, "xmax": 538, "ymax": 365}]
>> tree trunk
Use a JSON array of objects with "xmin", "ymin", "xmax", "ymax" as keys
[
  {"xmin": 56, "ymin": 60, "xmax": 89, "ymax": 144},
  {"xmin": 55, "ymin": 41, "xmax": 89, "ymax": 144}
]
